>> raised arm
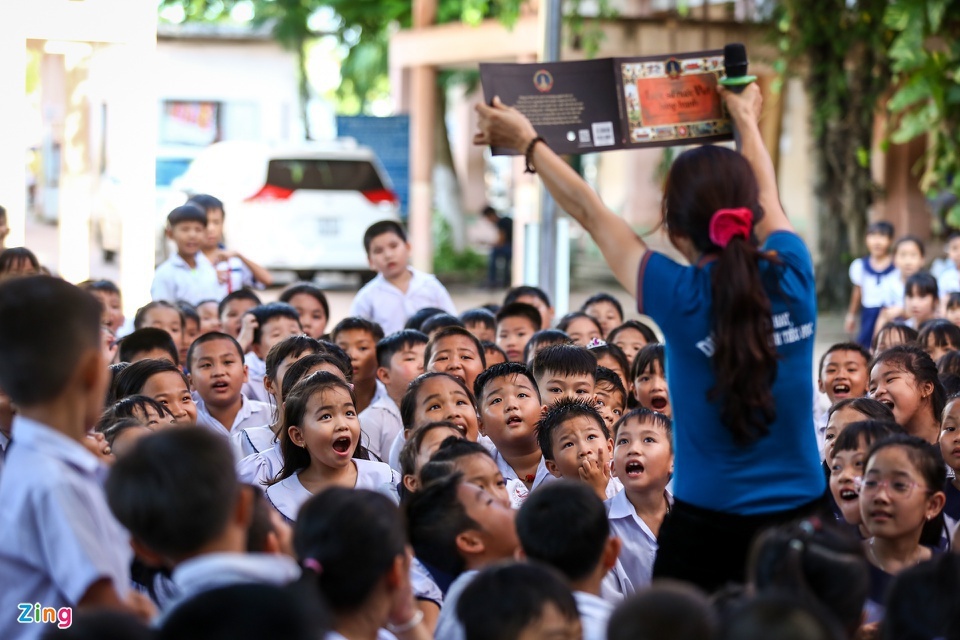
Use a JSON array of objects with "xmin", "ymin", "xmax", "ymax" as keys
[
  {"xmin": 474, "ymin": 97, "xmax": 648, "ymax": 297},
  {"xmin": 719, "ymin": 84, "xmax": 791, "ymax": 243}
]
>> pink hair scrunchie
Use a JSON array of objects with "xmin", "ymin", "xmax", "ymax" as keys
[{"xmin": 708, "ymin": 208, "xmax": 753, "ymax": 248}]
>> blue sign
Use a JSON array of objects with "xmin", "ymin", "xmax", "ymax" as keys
[{"xmin": 336, "ymin": 115, "xmax": 410, "ymax": 219}]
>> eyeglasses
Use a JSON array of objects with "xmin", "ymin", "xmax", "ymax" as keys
[{"xmin": 860, "ymin": 477, "xmax": 929, "ymax": 498}]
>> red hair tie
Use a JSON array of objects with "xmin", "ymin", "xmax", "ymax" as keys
[{"xmin": 709, "ymin": 208, "xmax": 753, "ymax": 248}]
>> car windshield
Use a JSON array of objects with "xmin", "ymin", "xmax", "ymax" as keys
[
  {"xmin": 156, "ymin": 158, "xmax": 193, "ymax": 187},
  {"xmin": 265, "ymin": 159, "xmax": 385, "ymax": 192}
]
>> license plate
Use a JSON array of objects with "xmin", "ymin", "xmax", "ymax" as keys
[{"xmin": 317, "ymin": 218, "xmax": 339, "ymax": 235}]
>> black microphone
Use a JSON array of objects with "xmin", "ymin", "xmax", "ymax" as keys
[{"xmin": 720, "ymin": 43, "xmax": 756, "ymax": 93}]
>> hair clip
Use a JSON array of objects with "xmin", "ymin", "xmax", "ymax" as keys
[
  {"xmin": 303, "ymin": 558, "xmax": 323, "ymax": 574},
  {"xmin": 586, "ymin": 337, "xmax": 607, "ymax": 349}
]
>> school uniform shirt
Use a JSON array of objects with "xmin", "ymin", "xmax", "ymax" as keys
[
  {"xmin": 943, "ymin": 480, "xmax": 960, "ymax": 534},
  {"xmin": 605, "ymin": 476, "xmax": 624, "ymax": 499},
  {"xmin": 433, "ymin": 569, "xmax": 478, "ymax": 640},
  {"xmin": 158, "ymin": 552, "xmax": 301, "ymax": 621},
  {"xmin": 637, "ymin": 231, "xmax": 825, "ymax": 515},
  {"xmin": 232, "ymin": 424, "xmax": 278, "ymax": 461},
  {"xmin": 359, "ymin": 393, "xmax": 403, "ymax": 461},
  {"xmin": 0, "ymin": 430, "xmax": 9, "ymax": 476},
  {"xmin": 236, "ymin": 444, "xmax": 285, "ymax": 487},
  {"xmin": 0, "ymin": 417, "xmax": 132, "ymax": 640},
  {"xmin": 850, "ymin": 258, "xmax": 899, "ymax": 348},
  {"xmin": 815, "ymin": 411, "xmax": 829, "ymax": 461},
  {"xmin": 242, "ymin": 353, "xmax": 270, "ymax": 404},
  {"xmin": 348, "ymin": 267, "xmax": 457, "ymax": 335},
  {"xmin": 939, "ymin": 266, "xmax": 960, "ymax": 296},
  {"xmin": 411, "ymin": 557, "xmax": 443, "ymax": 608},
  {"xmin": 879, "ymin": 274, "xmax": 906, "ymax": 310},
  {"xmin": 195, "ymin": 394, "xmax": 271, "ymax": 439},
  {"xmin": 265, "ymin": 459, "xmax": 401, "ymax": 521},
  {"xmin": 601, "ymin": 489, "xmax": 673, "ymax": 600},
  {"xmin": 492, "ymin": 450, "xmax": 554, "ymax": 509},
  {"xmin": 327, "ymin": 631, "xmax": 397, "ymax": 640},
  {"xmin": 574, "ymin": 591, "xmax": 614, "ymax": 640},
  {"xmin": 150, "ymin": 251, "xmax": 222, "ymax": 306}
]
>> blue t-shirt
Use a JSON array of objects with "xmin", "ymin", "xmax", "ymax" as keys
[{"xmin": 638, "ymin": 231, "xmax": 825, "ymax": 515}]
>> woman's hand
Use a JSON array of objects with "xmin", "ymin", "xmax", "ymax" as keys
[
  {"xmin": 474, "ymin": 97, "xmax": 539, "ymax": 154},
  {"xmin": 719, "ymin": 83, "xmax": 763, "ymax": 127}
]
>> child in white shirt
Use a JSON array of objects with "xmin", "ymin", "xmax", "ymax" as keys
[
  {"xmin": 151, "ymin": 204, "xmax": 222, "ymax": 306},
  {"xmin": 241, "ymin": 303, "xmax": 304, "ymax": 404}
]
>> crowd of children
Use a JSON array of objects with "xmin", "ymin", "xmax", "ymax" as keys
[{"xmin": 2, "ymin": 82, "xmax": 960, "ymax": 640}]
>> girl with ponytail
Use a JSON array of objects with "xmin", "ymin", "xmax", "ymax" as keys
[{"xmin": 475, "ymin": 83, "xmax": 824, "ymax": 591}]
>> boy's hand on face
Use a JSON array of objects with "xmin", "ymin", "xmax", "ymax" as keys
[
  {"xmin": 238, "ymin": 313, "xmax": 258, "ymax": 353},
  {"xmin": 579, "ymin": 456, "xmax": 610, "ymax": 501}
]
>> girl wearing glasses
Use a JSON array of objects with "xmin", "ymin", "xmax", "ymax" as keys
[{"xmin": 860, "ymin": 434, "xmax": 946, "ymax": 624}]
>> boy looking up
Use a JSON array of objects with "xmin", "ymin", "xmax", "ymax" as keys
[
  {"xmin": 349, "ymin": 221, "xmax": 456, "ymax": 334},
  {"xmin": 188, "ymin": 332, "xmax": 271, "ymax": 438},
  {"xmin": 151, "ymin": 204, "xmax": 221, "ymax": 306},
  {"xmin": 496, "ymin": 302, "xmax": 542, "ymax": 363},
  {"xmin": 218, "ymin": 289, "xmax": 262, "ymax": 348},
  {"xmin": 504, "ymin": 285, "xmax": 555, "ymax": 329},
  {"xmin": 605, "ymin": 408, "xmax": 674, "ymax": 598},
  {"xmin": 461, "ymin": 308, "xmax": 497, "ymax": 343},
  {"xmin": 594, "ymin": 366, "xmax": 627, "ymax": 429},
  {"xmin": 537, "ymin": 398, "xmax": 618, "ymax": 501},
  {"xmin": 516, "ymin": 482, "xmax": 620, "ymax": 640},
  {"xmin": 475, "ymin": 362, "xmax": 552, "ymax": 506},
  {"xmin": 426, "ymin": 326, "xmax": 487, "ymax": 393},
  {"xmin": 118, "ymin": 328, "xmax": 179, "ymax": 365},
  {"xmin": 0, "ymin": 277, "xmax": 152, "ymax": 638},
  {"xmin": 106, "ymin": 427, "xmax": 299, "ymax": 618},
  {"xmin": 815, "ymin": 342, "xmax": 870, "ymax": 458},
  {"xmin": 360, "ymin": 329, "xmax": 428, "ymax": 459},
  {"xmin": 242, "ymin": 303, "xmax": 303, "ymax": 404},
  {"xmin": 332, "ymin": 317, "xmax": 386, "ymax": 413},
  {"xmin": 531, "ymin": 344, "xmax": 598, "ymax": 405}
]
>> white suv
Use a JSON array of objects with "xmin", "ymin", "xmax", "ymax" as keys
[{"xmin": 174, "ymin": 139, "xmax": 400, "ymax": 280}]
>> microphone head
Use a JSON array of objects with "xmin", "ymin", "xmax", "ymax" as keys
[{"xmin": 724, "ymin": 43, "xmax": 748, "ymax": 78}]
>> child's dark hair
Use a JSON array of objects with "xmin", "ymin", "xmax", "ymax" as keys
[
  {"xmin": 516, "ymin": 481, "xmax": 610, "ymax": 582},
  {"xmin": 99, "ymin": 418, "xmax": 149, "ymax": 449},
  {"xmin": 249, "ymin": 302, "xmax": 302, "ymax": 346},
  {"xmin": 530, "ymin": 344, "xmax": 597, "ymax": 382},
  {"xmin": 865, "ymin": 433, "xmax": 947, "ymax": 493},
  {"xmin": 118, "ymin": 328, "xmax": 179, "ymax": 366},
  {"xmin": 105, "ymin": 363, "xmax": 130, "ymax": 406},
  {"xmin": 595, "ymin": 365, "xmax": 627, "ymax": 404},
  {"xmin": 217, "ymin": 289, "xmax": 262, "ymax": 318},
  {"xmin": 607, "ymin": 582, "xmax": 717, "ymax": 640},
  {"xmin": 185, "ymin": 332, "xmax": 244, "ymax": 373},
  {"xmin": 607, "ymin": 319, "xmax": 659, "ymax": 346},
  {"xmin": 399, "ymin": 421, "xmax": 467, "ymax": 479},
  {"xmin": 96, "ymin": 395, "xmax": 173, "ymax": 433},
  {"xmin": 473, "ymin": 362, "xmax": 541, "ymax": 403},
  {"xmin": 613, "ymin": 407, "xmax": 673, "ymax": 441},
  {"xmin": 503, "ymin": 285, "xmax": 551, "ymax": 310},
  {"xmin": 662, "ymin": 145, "xmax": 783, "ymax": 445},
  {"xmin": 278, "ymin": 282, "xmax": 330, "ymax": 321},
  {"xmin": 717, "ymin": 592, "xmax": 846, "ymax": 640},
  {"xmin": 817, "ymin": 341, "xmax": 871, "ymax": 377},
  {"xmin": 106, "ymin": 427, "xmax": 239, "ymax": 558},
  {"xmin": 870, "ymin": 344, "xmax": 945, "ymax": 423},
  {"xmin": 826, "ymin": 397, "xmax": 895, "ymax": 423},
  {"xmin": 872, "ymin": 322, "xmax": 919, "ymax": 352},
  {"xmin": 362, "ymin": 219, "xmax": 406, "ymax": 254},
  {"xmin": 749, "ymin": 518, "xmax": 869, "ymax": 638},
  {"xmin": 420, "ymin": 313, "xmax": 464, "ymax": 336},
  {"xmin": 418, "ymin": 438, "xmax": 497, "ymax": 490},
  {"xmin": 405, "ymin": 307, "xmax": 446, "ymax": 331},
  {"xmin": 581, "ymin": 292, "xmax": 624, "ymax": 321},
  {"xmin": 940, "ymin": 351, "xmax": 960, "ymax": 377},
  {"xmin": 166, "ymin": 203, "xmax": 206, "ymax": 228},
  {"xmin": 78, "ymin": 278, "xmax": 121, "ymax": 296},
  {"xmin": 917, "ymin": 318, "xmax": 960, "ymax": 353},
  {"xmin": 481, "ymin": 341, "xmax": 508, "ymax": 363},
  {"xmin": 186, "ymin": 193, "xmax": 224, "ymax": 216},
  {"xmin": 400, "ymin": 372, "xmax": 478, "ymax": 431},
  {"xmin": 275, "ymin": 372, "xmax": 357, "ymax": 482},
  {"xmin": 904, "ymin": 271, "xmax": 939, "ymax": 301},
  {"xmin": 882, "ymin": 552, "xmax": 960, "ymax": 640},
  {"xmin": 178, "ymin": 301, "xmax": 200, "ymax": 330},
  {"xmin": 522, "ymin": 329, "xmax": 572, "ymax": 364},
  {"xmin": 630, "ymin": 342, "xmax": 665, "ymax": 382},
  {"xmin": 588, "ymin": 341, "xmax": 630, "ymax": 377},
  {"xmin": 331, "ymin": 316, "xmax": 385, "ymax": 343},
  {"xmin": 134, "ymin": 300, "xmax": 184, "ymax": 330},
  {"xmin": 866, "ymin": 220, "xmax": 895, "ymax": 238},
  {"xmin": 112, "ymin": 358, "xmax": 190, "ymax": 403},
  {"xmin": 281, "ymin": 354, "xmax": 353, "ymax": 400},
  {"xmin": 556, "ymin": 311, "xmax": 602, "ymax": 336},
  {"xmin": 893, "ymin": 234, "xmax": 925, "ymax": 258},
  {"xmin": 947, "ymin": 291, "xmax": 960, "ymax": 311},
  {"xmin": 457, "ymin": 563, "xmax": 578, "ymax": 640},
  {"xmin": 404, "ymin": 471, "xmax": 474, "ymax": 574},
  {"xmin": 0, "ymin": 247, "xmax": 40, "ymax": 275},
  {"xmin": 495, "ymin": 302, "xmax": 542, "ymax": 333},
  {"xmin": 536, "ymin": 398, "xmax": 609, "ymax": 461},
  {"xmin": 425, "ymin": 326, "xmax": 486, "ymax": 369},
  {"xmin": 264, "ymin": 335, "xmax": 324, "ymax": 385},
  {"xmin": 460, "ymin": 308, "xmax": 496, "ymax": 332},
  {"xmin": 376, "ymin": 329, "xmax": 429, "ymax": 368},
  {"xmin": 831, "ymin": 420, "xmax": 903, "ymax": 457},
  {"xmin": 294, "ymin": 487, "xmax": 406, "ymax": 613}
]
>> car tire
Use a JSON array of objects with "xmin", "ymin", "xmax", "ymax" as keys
[{"xmin": 295, "ymin": 270, "xmax": 317, "ymax": 282}]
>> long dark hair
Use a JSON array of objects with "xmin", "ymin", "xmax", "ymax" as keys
[{"xmin": 663, "ymin": 145, "xmax": 779, "ymax": 444}]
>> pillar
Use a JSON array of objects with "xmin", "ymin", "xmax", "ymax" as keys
[{"xmin": 0, "ymin": 26, "xmax": 27, "ymax": 248}]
